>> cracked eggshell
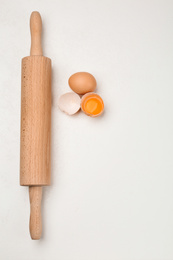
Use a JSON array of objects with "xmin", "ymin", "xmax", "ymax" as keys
[
  {"xmin": 81, "ymin": 92, "xmax": 104, "ymax": 117},
  {"xmin": 58, "ymin": 92, "xmax": 81, "ymax": 115}
]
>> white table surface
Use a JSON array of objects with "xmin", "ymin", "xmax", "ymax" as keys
[{"xmin": 0, "ymin": 0, "xmax": 173, "ymax": 259}]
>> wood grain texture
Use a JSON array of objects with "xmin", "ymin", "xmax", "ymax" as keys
[
  {"xmin": 20, "ymin": 56, "xmax": 51, "ymax": 186},
  {"xmin": 29, "ymin": 186, "xmax": 42, "ymax": 240},
  {"xmin": 30, "ymin": 11, "xmax": 43, "ymax": 56},
  {"xmin": 20, "ymin": 11, "xmax": 51, "ymax": 240}
]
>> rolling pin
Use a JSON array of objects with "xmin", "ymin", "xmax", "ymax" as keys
[{"xmin": 20, "ymin": 11, "xmax": 51, "ymax": 240}]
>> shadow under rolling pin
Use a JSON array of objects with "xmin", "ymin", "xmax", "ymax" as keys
[{"xmin": 20, "ymin": 11, "xmax": 51, "ymax": 240}]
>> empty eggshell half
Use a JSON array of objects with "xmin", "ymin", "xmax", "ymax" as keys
[{"xmin": 58, "ymin": 92, "xmax": 81, "ymax": 115}]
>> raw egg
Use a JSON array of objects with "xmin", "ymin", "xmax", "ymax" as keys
[
  {"xmin": 68, "ymin": 72, "xmax": 97, "ymax": 95},
  {"xmin": 58, "ymin": 92, "xmax": 81, "ymax": 115},
  {"xmin": 81, "ymin": 93, "xmax": 104, "ymax": 117}
]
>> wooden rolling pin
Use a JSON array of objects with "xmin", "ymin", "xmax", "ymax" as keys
[{"xmin": 20, "ymin": 11, "xmax": 51, "ymax": 240}]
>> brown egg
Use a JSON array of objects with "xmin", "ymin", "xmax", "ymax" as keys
[{"xmin": 68, "ymin": 72, "xmax": 97, "ymax": 95}]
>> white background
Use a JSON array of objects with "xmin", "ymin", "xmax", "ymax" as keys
[{"xmin": 0, "ymin": 0, "xmax": 173, "ymax": 259}]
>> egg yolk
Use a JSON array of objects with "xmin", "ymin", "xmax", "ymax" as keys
[{"xmin": 81, "ymin": 94, "xmax": 104, "ymax": 116}]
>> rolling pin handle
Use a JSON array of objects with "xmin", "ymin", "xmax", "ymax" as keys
[
  {"xmin": 29, "ymin": 186, "xmax": 42, "ymax": 240},
  {"xmin": 30, "ymin": 11, "xmax": 43, "ymax": 56}
]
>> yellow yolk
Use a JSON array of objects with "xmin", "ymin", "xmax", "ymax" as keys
[{"xmin": 81, "ymin": 93, "xmax": 104, "ymax": 117}]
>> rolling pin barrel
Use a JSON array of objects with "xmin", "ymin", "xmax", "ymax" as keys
[
  {"xmin": 20, "ymin": 55, "xmax": 51, "ymax": 186},
  {"xmin": 20, "ymin": 11, "xmax": 51, "ymax": 240}
]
